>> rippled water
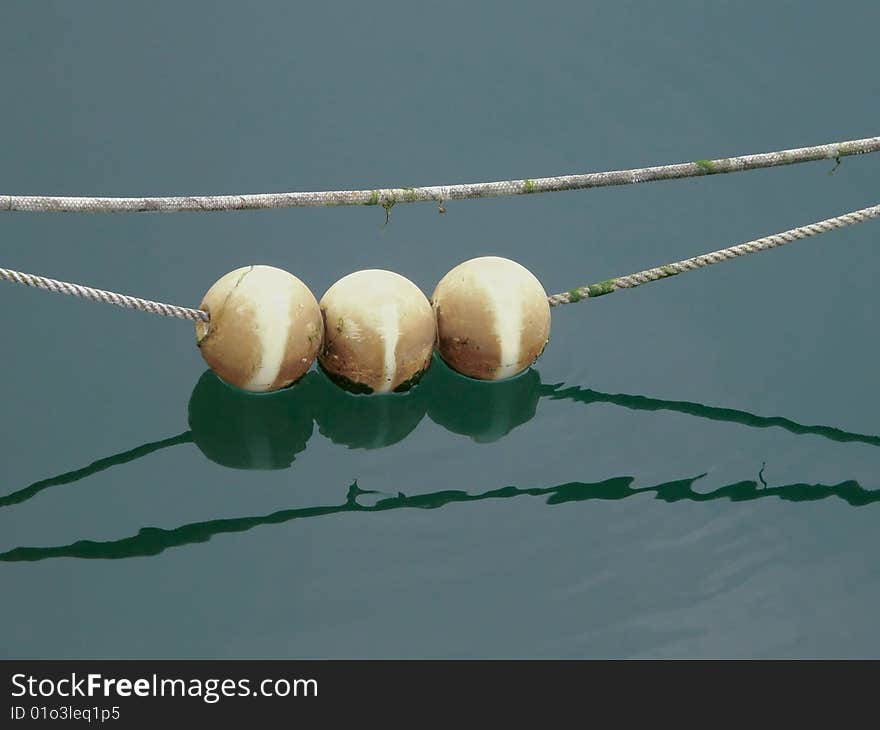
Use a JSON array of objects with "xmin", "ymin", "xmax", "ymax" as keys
[{"xmin": 1, "ymin": 2, "xmax": 878, "ymax": 658}]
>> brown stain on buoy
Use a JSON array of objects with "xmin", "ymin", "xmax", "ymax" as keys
[
  {"xmin": 433, "ymin": 284, "xmax": 503, "ymax": 380},
  {"xmin": 320, "ymin": 311, "xmax": 387, "ymax": 392},
  {"xmin": 516, "ymin": 294, "xmax": 551, "ymax": 373},
  {"xmin": 196, "ymin": 297, "xmax": 263, "ymax": 390},
  {"xmin": 271, "ymin": 299, "xmax": 324, "ymax": 390},
  {"xmin": 392, "ymin": 304, "xmax": 435, "ymax": 389}
]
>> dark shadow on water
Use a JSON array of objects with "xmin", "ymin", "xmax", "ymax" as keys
[
  {"xmin": 540, "ymin": 384, "xmax": 880, "ymax": 447},
  {"xmin": 188, "ymin": 370, "xmax": 313, "ymax": 469},
  {"xmin": 308, "ymin": 372, "xmax": 427, "ymax": 450},
  {"xmin": 2, "ymin": 358, "xmax": 878, "ymax": 510},
  {"xmin": 2, "ymin": 474, "xmax": 878, "ymax": 562},
  {"xmin": 421, "ymin": 363, "xmax": 541, "ymax": 443},
  {"xmin": 0, "ymin": 432, "xmax": 193, "ymax": 509}
]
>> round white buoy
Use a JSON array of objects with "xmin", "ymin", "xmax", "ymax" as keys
[
  {"xmin": 432, "ymin": 256, "xmax": 550, "ymax": 380},
  {"xmin": 195, "ymin": 265, "xmax": 323, "ymax": 392},
  {"xmin": 319, "ymin": 269, "xmax": 435, "ymax": 393}
]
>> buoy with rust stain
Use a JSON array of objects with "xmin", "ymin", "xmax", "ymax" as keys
[
  {"xmin": 432, "ymin": 256, "xmax": 550, "ymax": 380},
  {"xmin": 319, "ymin": 269, "xmax": 435, "ymax": 394},
  {"xmin": 195, "ymin": 265, "xmax": 323, "ymax": 392}
]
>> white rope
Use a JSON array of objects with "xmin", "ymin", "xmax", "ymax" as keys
[
  {"xmin": 2, "ymin": 202, "xmax": 878, "ymax": 322},
  {"xmin": 3, "ymin": 136, "xmax": 878, "ymax": 213},
  {"xmin": 549, "ymin": 203, "xmax": 880, "ymax": 305},
  {"xmin": 0, "ymin": 268, "xmax": 208, "ymax": 321}
]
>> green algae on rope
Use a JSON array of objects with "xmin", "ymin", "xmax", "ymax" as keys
[
  {"xmin": 548, "ymin": 202, "xmax": 880, "ymax": 306},
  {"xmin": 3, "ymin": 135, "xmax": 879, "ymax": 213}
]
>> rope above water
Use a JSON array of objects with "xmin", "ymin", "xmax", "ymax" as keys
[
  {"xmin": 0, "ymin": 268, "xmax": 208, "ymax": 321},
  {"xmin": 547, "ymin": 203, "xmax": 880, "ymax": 306},
  {"xmin": 1, "ymin": 201, "xmax": 878, "ymax": 321},
  {"xmin": 3, "ymin": 136, "xmax": 879, "ymax": 213}
]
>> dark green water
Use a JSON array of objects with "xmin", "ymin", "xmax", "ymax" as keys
[{"xmin": 1, "ymin": 2, "xmax": 878, "ymax": 658}]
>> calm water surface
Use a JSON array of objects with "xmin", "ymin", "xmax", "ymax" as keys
[{"xmin": 1, "ymin": 2, "xmax": 878, "ymax": 658}]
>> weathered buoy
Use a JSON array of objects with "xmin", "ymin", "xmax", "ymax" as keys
[
  {"xmin": 431, "ymin": 256, "xmax": 551, "ymax": 380},
  {"xmin": 195, "ymin": 265, "xmax": 323, "ymax": 392},
  {"xmin": 319, "ymin": 269, "xmax": 435, "ymax": 393}
]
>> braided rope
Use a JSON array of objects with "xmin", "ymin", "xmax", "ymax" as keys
[
  {"xmin": 0, "ymin": 268, "xmax": 208, "ymax": 322},
  {"xmin": 549, "ymin": 203, "xmax": 880, "ymax": 306},
  {"xmin": 3, "ymin": 136, "xmax": 878, "ymax": 213},
  {"xmin": 1, "ymin": 202, "xmax": 877, "ymax": 322}
]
